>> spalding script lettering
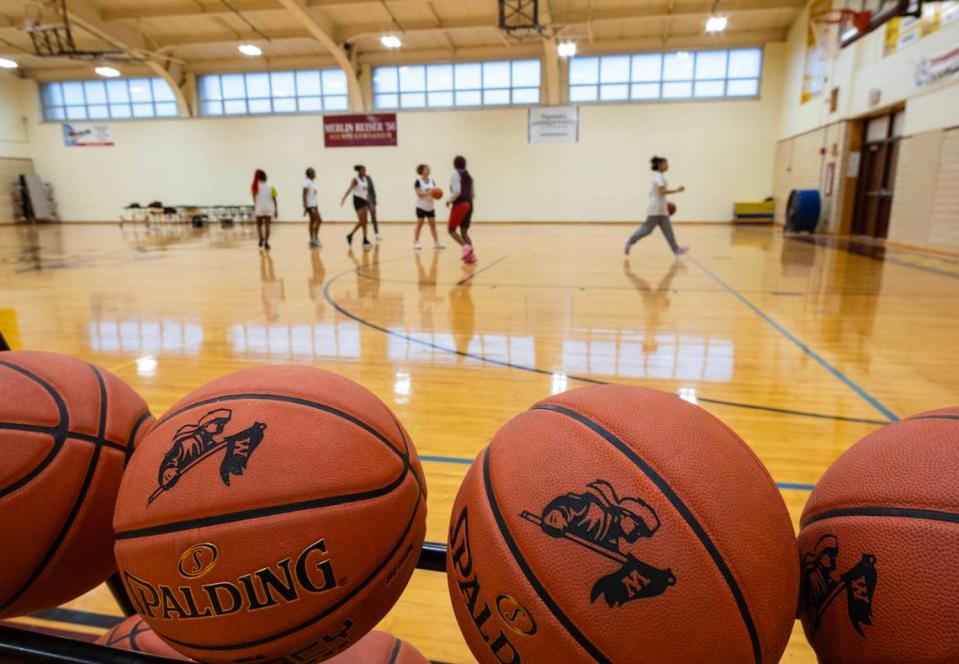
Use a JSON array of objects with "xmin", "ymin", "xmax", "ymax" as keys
[
  {"xmin": 450, "ymin": 508, "xmax": 523, "ymax": 664},
  {"xmin": 124, "ymin": 539, "xmax": 337, "ymax": 620}
]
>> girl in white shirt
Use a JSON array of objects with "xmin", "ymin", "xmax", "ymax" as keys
[
  {"xmin": 412, "ymin": 164, "xmax": 445, "ymax": 251},
  {"xmin": 303, "ymin": 167, "xmax": 322, "ymax": 247},
  {"xmin": 340, "ymin": 164, "xmax": 372, "ymax": 249},
  {"xmin": 252, "ymin": 169, "xmax": 277, "ymax": 251},
  {"xmin": 624, "ymin": 156, "xmax": 688, "ymax": 256}
]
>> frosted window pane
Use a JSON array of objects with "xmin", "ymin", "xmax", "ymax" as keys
[
  {"xmin": 569, "ymin": 85, "xmax": 598, "ymax": 102},
  {"xmin": 271, "ymin": 72, "xmax": 295, "ymax": 97},
  {"xmin": 427, "ymin": 64, "xmax": 454, "ymax": 91},
  {"xmin": 221, "ymin": 74, "xmax": 245, "ymax": 99},
  {"xmin": 399, "ymin": 65, "xmax": 426, "ymax": 92},
  {"xmin": 483, "ymin": 61, "xmax": 510, "ymax": 88},
  {"xmin": 600, "ymin": 83, "xmax": 629, "ymax": 100},
  {"xmin": 663, "ymin": 52, "xmax": 694, "ymax": 80},
  {"xmin": 323, "ymin": 70, "xmax": 347, "ymax": 95},
  {"xmin": 570, "ymin": 57, "xmax": 599, "ymax": 84},
  {"xmin": 200, "ymin": 76, "xmax": 221, "ymax": 100},
  {"xmin": 726, "ymin": 79, "xmax": 759, "ymax": 96},
  {"xmin": 373, "ymin": 67, "xmax": 398, "ymax": 93},
  {"xmin": 374, "ymin": 93, "xmax": 398, "ymax": 109},
  {"xmin": 695, "ymin": 51, "xmax": 727, "ymax": 80},
  {"xmin": 631, "ymin": 54, "xmax": 662, "ymax": 82},
  {"xmin": 455, "ymin": 90, "xmax": 481, "ymax": 106},
  {"xmin": 296, "ymin": 71, "xmax": 321, "ymax": 96},
  {"xmin": 246, "ymin": 73, "xmax": 270, "ymax": 98},
  {"xmin": 728, "ymin": 48, "xmax": 761, "ymax": 78},
  {"xmin": 662, "ymin": 81, "xmax": 692, "ymax": 98},
  {"xmin": 83, "ymin": 81, "xmax": 107, "ymax": 104},
  {"xmin": 63, "ymin": 82, "xmax": 85, "ymax": 105},
  {"xmin": 631, "ymin": 83, "xmax": 660, "ymax": 99},
  {"xmin": 694, "ymin": 80, "xmax": 725, "ymax": 97},
  {"xmin": 454, "ymin": 63, "xmax": 481, "ymax": 89},
  {"xmin": 600, "ymin": 55, "xmax": 630, "ymax": 83},
  {"xmin": 428, "ymin": 91, "xmax": 454, "ymax": 107},
  {"xmin": 129, "ymin": 79, "xmax": 153, "ymax": 102},
  {"xmin": 512, "ymin": 60, "xmax": 540, "ymax": 87}
]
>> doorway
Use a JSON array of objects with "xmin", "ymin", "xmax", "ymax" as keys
[{"xmin": 851, "ymin": 108, "xmax": 904, "ymax": 239}]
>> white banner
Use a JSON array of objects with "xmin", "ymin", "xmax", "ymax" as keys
[
  {"xmin": 529, "ymin": 106, "xmax": 579, "ymax": 144},
  {"xmin": 914, "ymin": 45, "xmax": 959, "ymax": 88},
  {"xmin": 62, "ymin": 123, "xmax": 114, "ymax": 147}
]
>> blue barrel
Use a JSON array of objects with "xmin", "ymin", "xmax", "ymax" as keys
[{"xmin": 786, "ymin": 189, "xmax": 821, "ymax": 232}]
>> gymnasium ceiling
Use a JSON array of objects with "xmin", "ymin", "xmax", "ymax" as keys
[{"xmin": 0, "ymin": 0, "xmax": 804, "ymax": 80}]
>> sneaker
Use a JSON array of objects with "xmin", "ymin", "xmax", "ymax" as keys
[
  {"xmin": 624, "ymin": 240, "xmax": 632, "ymax": 256},
  {"xmin": 309, "ymin": 239, "xmax": 318, "ymax": 247},
  {"xmin": 375, "ymin": 233, "xmax": 384, "ymax": 242},
  {"xmin": 461, "ymin": 244, "xmax": 471, "ymax": 259},
  {"xmin": 674, "ymin": 246, "xmax": 689, "ymax": 256},
  {"xmin": 258, "ymin": 238, "xmax": 264, "ymax": 248},
  {"xmin": 413, "ymin": 241, "xmax": 422, "ymax": 251},
  {"xmin": 264, "ymin": 242, "xmax": 271, "ymax": 251},
  {"xmin": 433, "ymin": 242, "xmax": 446, "ymax": 250},
  {"xmin": 362, "ymin": 239, "xmax": 372, "ymax": 250},
  {"xmin": 315, "ymin": 239, "xmax": 323, "ymax": 248},
  {"xmin": 346, "ymin": 233, "xmax": 353, "ymax": 246},
  {"xmin": 464, "ymin": 252, "xmax": 478, "ymax": 264}
]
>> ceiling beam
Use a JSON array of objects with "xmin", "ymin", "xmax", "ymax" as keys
[
  {"xmin": 338, "ymin": 1, "xmax": 803, "ymax": 43},
  {"xmin": 274, "ymin": 0, "xmax": 363, "ymax": 110},
  {"xmin": 54, "ymin": 0, "xmax": 191, "ymax": 115},
  {"xmin": 156, "ymin": 28, "xmax": 310, "ymax": 47}
]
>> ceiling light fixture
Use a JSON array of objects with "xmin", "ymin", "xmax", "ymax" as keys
[
  {"xmin": 380, "ymin": 34, "xmax": 402, "ymax": 49},
  {"xmin": 0, "ymin": 58, "xmax": 18, "ymax": 69},
  {"xmin": 706, "ymin": 15, "xmax": 728, "ymax": 32},
  {"xmin": 238, "ymin": 43, "xmax": 263, "ymax": 56},
  {"xmin": 557, "ymin": 41, "xmax": 577, "ymax": 58},
  {"xmin": 94, "ymin": 66, "xmax": 121, "ymax": 78}
]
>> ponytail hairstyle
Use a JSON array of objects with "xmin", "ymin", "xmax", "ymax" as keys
[
  {"xmin": 650, "ymin": 156, "xmax": 666, "ymax": 172},
  {"xmin": 354, "ymin": 164, "xmax": 365, "ymax": 174},
  {"xmin": 252, "ymin": 169, "xmax": 267, "ymax": 195},
  {"xmin": 416, "ymin": 163, "xmax": 427, "ymax": 175}
]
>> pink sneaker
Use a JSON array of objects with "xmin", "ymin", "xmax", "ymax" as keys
[
  {"xmin": 674, "ymin": 246, "xmax": 689, "ymax": 256},
  {"xmin": 461, "ymin": 244, "xmax": 471, "ymax": 259}
]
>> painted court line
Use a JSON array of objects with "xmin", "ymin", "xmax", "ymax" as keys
[
  {"xmin": 325, "ymin": 266, "xmax": 886, "ymax": 427},
  {"xmin": 457, "ymin": 255, "xmax": 508, "ymax": 285},
  {"xmin": 689, "ymin": 256, "xmax": 898, "ymax": 422},
  {"xmin": 419, "ymin": 454, "xmax": 814, "ymax": 491}
]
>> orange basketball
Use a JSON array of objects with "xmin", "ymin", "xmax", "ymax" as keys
[
  {"xmin": 0, "ymin": 350, "xmax": 152, "ymax": 619},
  {"xmin": 431, "ymin": 188, "xmax": 444, "ymax": 200},
  {"xmin": 798, "ymin": 407, "xmax": 959, "ymax": 663},
  {"xmin": 113, "ymin": 365, "xmax": 427, "ymax": 664},
  {"xmin": 667, "ymin": 202, "xmax": 677, "ymax": 216},
  {"xmin": 447, "ymin": 385, "xmax": 798, "ymax": 664},
  {"xmin": 96, "ymin": 615, "xmax": 192, "ymax": 660},
  {"xmin": 325, "ymin": 630, "xmax": 428, "ymax": 664}
]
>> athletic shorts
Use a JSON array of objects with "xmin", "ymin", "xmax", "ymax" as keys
[
  {"xmin": 306, "ymin": 206, "xmax": 319, "ymax": 215},
  {"xmin": 416, "ymin": 207, "xmax": 436, "ymax": 219},
  {"xmin": 353, "ymin": 196, "xmax": 368, "ymax": 211},
  {"xmin": 449, "ymin": 201, "xmax": 473, "ymax": 231}
]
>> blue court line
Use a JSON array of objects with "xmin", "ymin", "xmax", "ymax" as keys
[
  {"xmin": 689, "ymin": 256, "xmax": 898, "ymax": 422},
  {"xmin": 789, "ymin": 235, "xmax": 959, "ymax": 280},
  {"xmin": 419, "ymin": 453, "xmax": 815, "ymax": 491},
  {"xmin": 325, "ymin": 266, "xmax": 887, "ymax": 426}
]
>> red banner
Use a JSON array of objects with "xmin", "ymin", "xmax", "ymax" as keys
[{"xmin": 323, "ymin": 113, "xmax": 397, "ymax": 147}]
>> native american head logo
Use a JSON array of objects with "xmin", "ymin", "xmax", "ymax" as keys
[
  {"xmin": 520, "ymin": 480, "xmax": 675, "ymax": 608},
  {"xmin": 802, "ymin": 534, "xmax": 878, "ymax": 636},
  {"xmin": 147, "ymin": 409, "xmax": 267, "ymax": 506}
]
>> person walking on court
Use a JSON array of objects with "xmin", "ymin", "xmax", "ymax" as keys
[
  {"xmin": 366, "ymin": 172, "xmax": 383, "ymax": 242},
  {"xmin": 447, "ymin": 155, "xmax": 476, "ymax": 264},
  {"xmin": 413, "ymin": 164, "xmax": 444, "ymax": 251},
  {"xmin": 624, "ymin": 156, "xmax": 688, "ymax": 256},
  {"xmin": 341, "ymin": 165, "xmax": 372, "ymax": 249},
  {"xmin": 252, "ymin": 169, "xmax": 277, "ymax": 251},
  {"xmin": 303, "ymin": 167, "xmax": 322, "ymax": 247}
]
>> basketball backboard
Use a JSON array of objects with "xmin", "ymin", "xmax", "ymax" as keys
[{"xmin": 837, "ymin": 0, "xmax": 922, "ymax": 46}]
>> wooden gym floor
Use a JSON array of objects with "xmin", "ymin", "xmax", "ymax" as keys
[{"xmin": 2, "ymin": 221, "xmax": 958, "ymax": 663}]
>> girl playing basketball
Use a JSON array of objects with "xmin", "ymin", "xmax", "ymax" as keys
[
  {"xmin": 447, "ymin": 155, "xmax": 476, "ymax": 264},
  {"xmin": 413, "ymin": 164, "xmax": 444, "ymax": 251},
  {"xmin": 340, "ymin": 165, "xmax": 372, "ymax": 249},
  {"xmin": 303, "ymin": 167, "xmax": 322, "ymax": 247},
  {"xmin": 252, "ymin": 169, "xmax": 277, "ymax": 250},
  {"xmin": 624, "ymin": 156, "xmax": 688, "ymax": 256}
]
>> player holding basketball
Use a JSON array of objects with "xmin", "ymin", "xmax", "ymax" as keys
[
  {"xmin": 303, "ymin": 167, "xmax": 322, "ymax": 247},
  {"xmin": 413, "ymin": 164, "xmax": 444, "ymax": 251},
  {"xmin": 252, "ymin": 169, "xmax": 277, "ymax": 251},
  {"xmin": 447, "ymin": 155, "xmax": 476, "ymax": 264},
  {"xmin": 341, "ymin": 165, "xmax": 372, "ymax": 249},
  {"xmin": 624, "ymin": 156, "xmax": 688, "ymax": 256}
]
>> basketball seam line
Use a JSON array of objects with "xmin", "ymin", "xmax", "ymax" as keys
[
  {"xmin": 155, "ymin": 392, "xmax": 407, "ymax": 463},
  {"xmin": 0, "ymin": 359, "xmax": 70, "ymax": 501},
  {"xmin": 801, "ymin": 506, "xmax": 959, "ymax": 528},
  {"xmin": 908, "ymin": 415, "xmax": 959, "ymax": 422},
  {"xmin": 0, "ymin": 364, "xmax": 107, "ymax": 614},
  {"xmin": 115, "ymin": 463, "xmax": 411, "ymax": 539},
  {"xmin": 388, "ymin": 637, "xmax": 402, "ymax": 664},
  {"xmin": 532, "ymin": 404, "xmax": 764, "ymax": 664},
  {"xmin": 124, "ymin": 411, "xmax": 153, "ymax": 465},
  {"xmin": 0, "ymin": 423, "xmax": 128, "ymax": 453},
  {"xmin": 158, "ymin": 489, "xmax": 424, "ymax": 650},
  {"xmin": 482, "ymin": 446, "xmax": 612, "ymax": 664}
]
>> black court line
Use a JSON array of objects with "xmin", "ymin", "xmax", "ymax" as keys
[
  {"xmin": 31, "ymin": 608, "xmax": 122, "ymax": 630},
  {"xmin": 456, "ymin": 255, "xmax": 507, "ymax": 285},
  {"xmin": 324, "ymin": 266, "xmax": 887, "ymax": 426}
]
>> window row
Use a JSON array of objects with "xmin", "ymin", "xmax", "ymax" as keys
[
  {"xmin": 197, "ymin": 70, "xmax": 348, "ymax": 116},
  {"xmin": 569, "ymin": 48, "xmax": 762, "ymax": 103},
  {"xmin": 39, "ymin": 49, "xmax": 763, "ymax": 122},
  {"xmin": 373, "ymin": 60, "xmax": 541, "ymax": 110},
  {"xmin": 41, "ymin": 78, "xmax": 178, "ymax": 121}
]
